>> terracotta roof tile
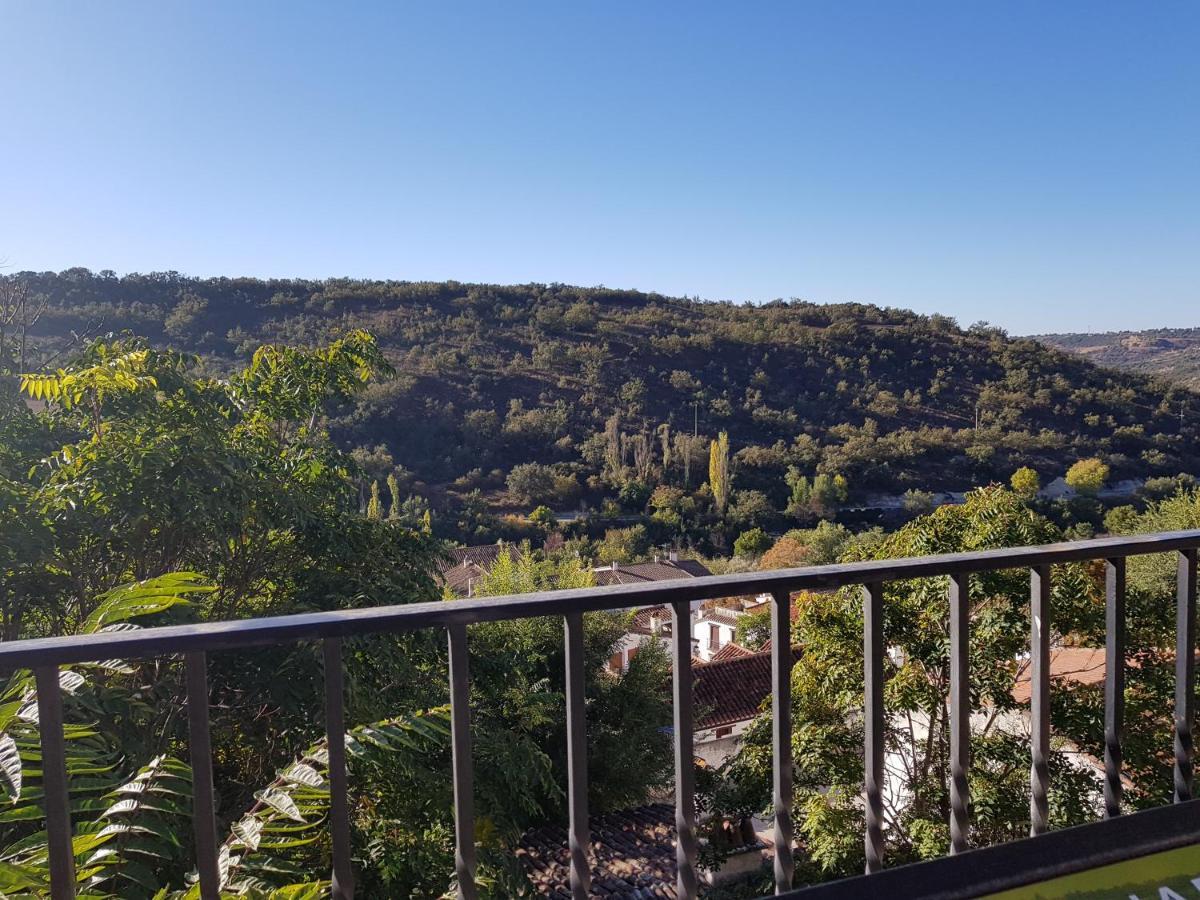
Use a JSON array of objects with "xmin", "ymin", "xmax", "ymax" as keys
[
  {"xmin": 667, "ymin": 559, "xmax": 714, "ymax": 578},
  {"xmin": 440, "ymin": 562, "xmax": 486, "ymax": 596},
  {"xmin": 709, "ymin": 642, "xmax": 754, "ymax": 662},
  {"xmin": 436, "ymin": 543, "xmax": 519, "ymax": 596},
  {"xmin": 444, "ymin": 543, "xmax": 511, "ymax": 569},
  {"xmin": 517, "ymin": 804, "xmax": 678, "ymax": 897},
  {"xmin": 1011, "ymin": 647, "xmax": 1106, "ymax": 703},
  {"xmin": 693, "ymin": 646, "xmax": 802, "ymax": 729},
  {"xmin": 629, "ymin": 605, "xmax": 670, "ymax": 635},
  {"xmin": 594, "ymin": 558, "xmax": 713, "ymax": 587}
]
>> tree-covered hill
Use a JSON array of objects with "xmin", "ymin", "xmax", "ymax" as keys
[
  {"xmin": 6, "ymin": 269, "xmax": 1198, "ymax": 534},
  {"xmin": 1035, "ymin": 327, "xmax": 1200, "ymax": 389}
]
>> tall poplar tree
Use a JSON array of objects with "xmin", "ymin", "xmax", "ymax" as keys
[{"xmin": 709, "ymin": 430, "xmax": 731, "ymax": 514}]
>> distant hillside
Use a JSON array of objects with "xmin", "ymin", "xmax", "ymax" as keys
[
  {"xmin": 1034, "ymin": 328, "xmax": 1200, "ymax": 389},
  {"xmin": 6, "ymin": 270, "xmax": 1200, "ymax": 536}
]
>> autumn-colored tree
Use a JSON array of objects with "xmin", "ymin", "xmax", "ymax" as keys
[
  {"xmin": 672, "ymin": 432, "xmax": 706, "ymax": 489},
  {"xmin": 709, "ymin": 430, "xmax": 731, "ymax": 515},
  {"xmin": 386, "ymin": 471, "xmax": 402, "ymax": 520},
  {"xmin": 758, "ymin": 535, "xmax": 809, "ymax": 570},
  {"xmin": 529, "ymin": 504, "xmax": 556, "ymax": 531},
  {"xmin": 1010, "ymin": 466, "xmax": 1039, "ymax": 499},
  {"xmin": 1065, "ymin": 458, "xmax": 1109, "ymax": 496},
  {"xmin": 367, "ymin": 480, "xmax": 383, "ymax": 519}
]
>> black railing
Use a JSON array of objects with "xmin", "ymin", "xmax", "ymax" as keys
[{"xmin": 2, "ymin": 530, "xmax": 1200, "ymax": 899}]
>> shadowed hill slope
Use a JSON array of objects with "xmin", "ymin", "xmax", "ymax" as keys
[{"xmin": 6, "ymin": 270, "xmax": 1198, "ymax": 517}]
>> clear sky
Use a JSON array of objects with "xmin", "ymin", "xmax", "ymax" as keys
[{"xmin": 1, "ymin": 2, "xmax": 1196, "ymax": 334}]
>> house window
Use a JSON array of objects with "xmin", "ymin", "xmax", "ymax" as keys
[
  {"xmin": 626, "ymin": 646, "xmax": 639, "ymax": 666},
  {"xmin": 715, "ymin": 726, "xmax": 733, "ymax": 738},
  {"xmin": 708, "ymin": 623, "xmax": 720, "ymax": 651},
  {"xmin": 609, "ymin": 652, "xmax": 623, "ymax": 671}
]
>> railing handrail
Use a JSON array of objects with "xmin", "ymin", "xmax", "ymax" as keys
[
  {"xmin": 12, "ymin": 527, "xmax": 1200, "ymax": 899},
  {"xmin": 3, "ymin": 529, "xmax": 1200, "ymax": 668}
]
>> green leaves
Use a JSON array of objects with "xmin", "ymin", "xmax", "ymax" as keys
[
  {"xmin": 723, "ymin": 486, "xmax": 1101, "ymax": 870},
  {"xmin": 207, "ymin": 707, "xmax": 451, "ymax": 896},
  {"xmin": 82, "ymin": 573, "xmax": 212, "ymax": 634},
  {"xmin": 250, "ymin": 789, "xmax": 304, "ymax": 825},
  {"xmin": 233, "ymin": 330, "xmax": 392, "ymax": 428},
  {"xmin": 0, "ymin": 735, "xmax": 21, "ymax": 802},
  {"xmin": 88, "ymin": 755, "xmax": 194, "ymax": 897},
  {"xmin": 19, "ymin": 344, "xmax": 158, "ymax": 423}
]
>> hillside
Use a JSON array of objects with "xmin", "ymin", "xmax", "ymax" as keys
[
  {"xmin": 6, "ymin": 270, "xmax": 1199, "ymax": 540},
  {"xmin": 1035, "ymin": 328, "xmax": 1200, "ymax": 389}
]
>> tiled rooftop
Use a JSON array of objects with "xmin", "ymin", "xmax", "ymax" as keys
[
  {"xmin": 629, "ymin": 605, "xmax": 671, "ymax": 635},
  {"xmin": 517, "ymin": 804, "xmax": 679, "ymax": 898},
  {"xmin": 1010, "ymin": 646, "xmax": 1106, "ymax": 703},
  {"xmin": 694, "ymin": 645, "xmax": 803, "ymax": 729},
  {"xmin": 437, "ymin": 542, "xmax": 519, "ymax": 596},
  {"xmin": 594, "ymin": 558, "xmax": 712, "ymax": 586},
  {"xmin": 708, "ymin": 642, "xmax": 754, "ymax": 662}
]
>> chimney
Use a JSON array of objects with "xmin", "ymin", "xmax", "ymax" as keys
[
  {"xmin": 611, "ymin": 560, "xmax": 618, "ymax": 571},
  {"xmin": 669, "ymin": 548, "xmax": 679, "ymax": 563},
  {"xmin": 653, "ymin": 553, "xmax": 660, "ymax": 564}
]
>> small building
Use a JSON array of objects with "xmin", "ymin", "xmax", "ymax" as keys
[
  {"xmin": 693, "ymin": 605, "xmax": 744, "ymax": 662},
  {"xmin": 693, "ymin": 643, "xmax": 804, "ymax": 767},
  {"xmin": 436, "ymin": 542, "xmax": 519, "ymax": 598},
  {"xmin": 598, "ymin": 554, "xmax": 715, "ymax": 672},
  {"xmin": 592, "ymin": 551, "xmax": 712, "ymax": 586}
]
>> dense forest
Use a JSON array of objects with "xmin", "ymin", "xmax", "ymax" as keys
[
  {"xmin": 1037, "ymin": 326, "xmax": 1200, "ymax": 389},
  {"xmin": 5, "ymin": 269, "xmax": 1198, "ymax": 550}
]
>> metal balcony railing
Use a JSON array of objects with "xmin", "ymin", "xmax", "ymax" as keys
[{"xmin": 2, "ymin": 530, "xmax": 1200, "ymax": 899}]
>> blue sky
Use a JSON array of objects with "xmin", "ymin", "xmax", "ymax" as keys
[{"xmin": 0, "ymin": 1, "xmax": 1196, "ymax": 334}]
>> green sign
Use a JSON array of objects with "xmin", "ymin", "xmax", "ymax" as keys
[{"xmin": 983, "ymin": 843, "xmax": 1200, "ymax": 899}]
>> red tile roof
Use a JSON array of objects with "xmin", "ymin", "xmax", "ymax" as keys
[
  {"xmin": 436, "ymin": 543, "xmax": 518, "ymax": 596},
  {"xmin": 709, "ymin": 642, "xmax": 754, "ymax": 662},
  {"xmin": 517, "ymin": 804, "xmax": 678, "ymax": 897},
  {"xmin": 629, "ymin": 605, "xmax": 670, "ymax": 635},
  {"xmin": 693, "ymin": 646, "xmax": 802, "ymax": 729},
  {"xmin": 516, "ymin": 804, "xmax": 763, "ymax": 898},
  {"xmin": 1008, "ymin": 647, "xmax": 1200, "ymax": 706},
  {"xmin": 594, "ymin": 558, "xmax": 713, "ymax": 586},
  {"xmin": 446, "ymin": 542, "xmax": 512, "ymax": 569},
  {"xmin": 1011, "ymin": 647, "xmax": 1106, "ymax": 703}
]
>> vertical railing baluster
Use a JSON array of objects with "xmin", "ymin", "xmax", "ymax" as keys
[
  {"xmin": 671, "ymin": 600, "xmax": 698, "ymax": 899},
  {"xmin": 448, "ymin": 625, "xmax": 477, "ymax": 900},
  {"xmin": 863, "ymin": 581, "xmax": 885, "ymax": 874},
  {"xmin": 185, "ymin": 652, "xmax": 220, "ymax": 900},
  {"xmin": 1029, "ymin": 565, "xmax": 1051, "ymax": 836},
  {"xmin": 1175, "ymin": 549, "xmax": 1197, "ymax": 803},
  {"xmin": 948, "ymin": 573, "xmax": 970, "ymax": 854},
  {"xmin": 563, "ymin": 612, "xmax": 591, "ymax": 899},
  {"xmin": 771, "ymin": 589, "xmax": 795, "ymax": 893},
  {"xmin": 1104, "ymin": 558, "xmax": 1126, "ymax": 818},
  {"xmin": 323, "ymin": 639, "xmax": 354, "ymax": 898},
  {"xmin": 35, "ymin": 666, "xmax": 75, "ymax": 900}
]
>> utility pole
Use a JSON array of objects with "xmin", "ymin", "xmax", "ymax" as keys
[{"xmin": 693, "ymin": 401, "xmax": 699, "ymax": 437}]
